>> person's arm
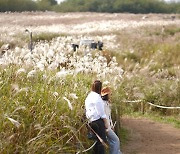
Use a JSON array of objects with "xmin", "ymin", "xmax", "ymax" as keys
[
  {"xmin": 108, "ymin": 103, "xmax": 114, "ymax": 129},
  {"xmin": 102, "ymin": 118, "xmax": 109, "ymax": 129}
]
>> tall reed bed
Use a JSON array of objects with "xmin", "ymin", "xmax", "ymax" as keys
[
  {"xmin": 0, "ymin": 36, "xmax": 123, "ymax": 152},
  {"xmin": 0, "ymin": 67, "xmax": 107, "ymax": 153},
  {"xmin": 110, "ymin": 25, "xmax": 180, "ymax": 116}
]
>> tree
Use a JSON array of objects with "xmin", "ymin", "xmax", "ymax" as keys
[
  {"xmin": 37, "ymin": 0, "xmax": 57, "ymax": 5},
  {"xmin": 0, "ymin": 0, "xmax": 37, "ymax": 12},
  {"xmin": 48, "ymin": 0, "xmax": 57, "ymax": 5}
]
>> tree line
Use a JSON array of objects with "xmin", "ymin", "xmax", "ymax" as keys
[
  {"xmin": 0, "ymin": 0, "xmax": 57, "ymax": 12},
  {"xmin": 0, "ymin": 0, "xmax": 180, "ymax": 13}
]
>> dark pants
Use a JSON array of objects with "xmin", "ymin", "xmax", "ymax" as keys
[{"xmin": 90, "ymin": 119, "xmax": 107, "ymax": 154}]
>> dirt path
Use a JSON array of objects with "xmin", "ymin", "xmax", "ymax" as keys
[{"xmin": 121, "ymin": 117, "xmax": 180, "ymax": 154}]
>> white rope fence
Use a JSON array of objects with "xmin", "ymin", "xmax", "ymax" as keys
[
  {"xmin": 123, "ymin": 100, "xmax": 180, "ymax": 109},
  {"xmin": 123, "ymin": 100, "xmax": 142, "ymax": 103},
  {"xmin": 147, "ymin": 102, "xmax": 180, "ymax": 109}
]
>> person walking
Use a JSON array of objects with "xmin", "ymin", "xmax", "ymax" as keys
[
  {"xmin": 101, "ymin": 87, "xmax": 122, "ymax": 154},
  {"xmin": 85, "ymin": 80, "xmax": 109, "ymax": 154}
]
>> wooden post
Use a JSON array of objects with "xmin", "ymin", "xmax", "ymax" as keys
[
  {"xmin": 30, "ymin": 32, "xmax": 33, "ymax": 53},
  {"xmin": 141, "ymin": 101, "xmax": 144, "ymax": 114}
]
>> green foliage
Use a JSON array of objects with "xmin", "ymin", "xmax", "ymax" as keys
[
  {"xmin": 119, "ymin": 127, "xmax": 129, "ymax": 145},
  {"xmin": 0, "ymin": 0, "xmax": 57, "ymax": 12},
  {"xmin": 0, "ymin": 0, "xmax": 179, "ymax": 13},
  {"xmin": 36, "ymin": 0, "xmax": 57, "ymax": 11},
  {"xmin": 0, "ymin": 0, "xmax": 38, "ymax": 12},
  {"xmin": 57, "ymin": 0, "xmax": 180, "ymax": 13},
  {"xmin": 120, "ymin": 0, "xmax": 180, "ymax": 13}
]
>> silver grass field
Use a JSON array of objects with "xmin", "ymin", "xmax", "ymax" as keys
[{"xmin": 0, "ymin": 12, "xmax": 179, "ymax": 153}]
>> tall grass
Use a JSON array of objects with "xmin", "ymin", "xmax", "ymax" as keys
[
  {"xmin": 0, "ymin": 67, "xmax": 94, "ymax": 153},
  {"xmin": 108, "ymin": 25, "xmax": 180, "ymax": 117}
]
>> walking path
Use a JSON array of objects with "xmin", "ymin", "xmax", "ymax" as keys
[{"xmin": 121, "ymin": 117, "xmax": 180, "ymax": 154}]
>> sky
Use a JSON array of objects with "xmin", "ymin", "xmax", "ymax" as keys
[
  {"xmin": 56, "ymin": 0, "xmax": 180, "ymax": 3},
  {"xmin": 164, "ymin": 0, "xmax": 180, "ymax": 1},
  {"xmin": 56, "ymin": 0, "xmax": 65, "ymax": 4}
]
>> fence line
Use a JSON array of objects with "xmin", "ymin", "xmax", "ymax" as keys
[
  {"xmin": 124, "ymin": 100, "xmax": 180, "ymax": 109},
  {"xmin": 123, "ymin": 100, "xmax": 142, "ymax": 103},
  {"xmin": 147, "ymin": 102, "xmax": 180, "ymax": 109}
]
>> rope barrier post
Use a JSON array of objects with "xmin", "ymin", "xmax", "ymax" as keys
[
  {"xmin": 141, "ymin": 100, "xmax": 145, "ymax": 114},
  {"xmin": 123, "ymin": 99, "xmax": 180, "ymax": 117}
]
